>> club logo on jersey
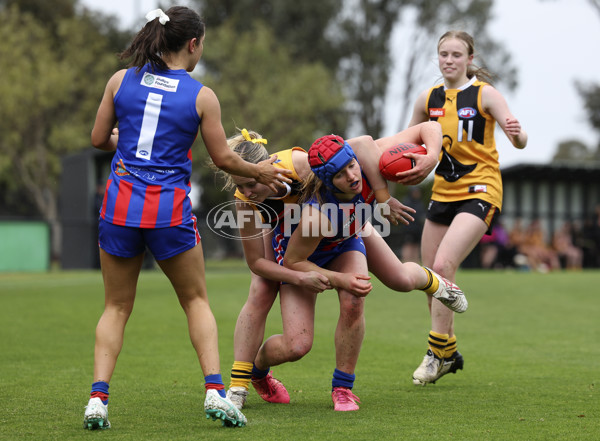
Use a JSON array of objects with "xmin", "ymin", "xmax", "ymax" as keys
[
  {"xmin": 141, "ymin": 72, "xmax": 180, "ymax": 92},
  {"xmin": 436, "ymin": 145, "xmax": 477, "ymax": 183},
  {"xmin": 114, "ymin": 159, "xmax": 130, "ymax": 176},
  {"xmin": 458, "ymin": 107, "xmax": 477, "ymax": 118},
  {"xmin": 429, "ymin": 108, "xmax": 445, "ymax": 117}
]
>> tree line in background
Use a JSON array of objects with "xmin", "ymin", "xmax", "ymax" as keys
[{"xmin": 0, "ymin": 0, "xmax": 599, "ymax": 257}]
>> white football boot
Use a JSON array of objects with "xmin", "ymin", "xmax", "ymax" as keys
[
  {"xmin": 426, "ymin": 268, "xmax": 468, "ymax": 313},
  {"xmin": 204, "ymin": 389, "xmax": 247, "ymax": 427},
  {"xmin": 226, "ymin": 387, "xmax": 249, "ymax": 410},
  {"xmin": 413, "ymin": 350, "xmax": 465, "ymax": 385},
  {"xmin": 412, "ymin": 349, "xmax": 442, "ymax": 386},
  {"xmin": 83, "ymin": 397, "xmax": 110, "ymax": 430}
]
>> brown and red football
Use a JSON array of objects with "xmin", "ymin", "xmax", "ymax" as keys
[{"xmin": 378, "ymin": 143, "xmax": 427, "ymax": 181}]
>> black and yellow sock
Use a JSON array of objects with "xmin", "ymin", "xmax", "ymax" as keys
[
  {"xmin": 229, "ymin": 361, "xmax": 253, "ymax": 390},
  {"xmin": 445, "ymin": 335, "xmax": 457, "ymax": 358},
  {"xmin": 427, "ymin": 331, "xmax": 449, "ymax": 359},
  {"xmin": 420, "ymin": 267, "xmax": 440, "ymax": 295}
]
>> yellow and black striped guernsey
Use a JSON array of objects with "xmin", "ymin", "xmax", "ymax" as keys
[
  {"xmin": 234, "ymin": 147, "xmax": 305, "ymax": 228},
  {"xmin": 425, "ymin": 76, "xmax": 503, "ymax": 209}
]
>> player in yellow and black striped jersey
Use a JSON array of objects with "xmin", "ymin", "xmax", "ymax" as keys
[{"xmin": 406, "ymin": 30, "xmax": 528, "ymax": 386}]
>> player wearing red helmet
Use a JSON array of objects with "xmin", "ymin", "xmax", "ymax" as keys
[
  {"xmin": 217, "ymin": 123, "xmax": 455, "ymax": 411},
  {"xmin": 255, "ymin": 132, "xmax": 468, "ymax": 411}
]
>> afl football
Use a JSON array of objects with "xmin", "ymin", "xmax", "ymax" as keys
[{"xmin": 378, "ymin": 143, "xmax": 427, "ymax": 181}]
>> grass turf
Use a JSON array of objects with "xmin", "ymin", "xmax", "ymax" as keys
[{"xmin": 0, "ymin": 262, "xmax": 598, "ymax": 440}]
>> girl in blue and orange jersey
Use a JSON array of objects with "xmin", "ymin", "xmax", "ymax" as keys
[
  {"xmin": 83, "ymin": 6, "xmax": 290, "ymax": 431},
  {"xmin": 222, "ymin": 127, "xmax": 467, "ymax": 412},
  {"xmin": 270, "ymin": 135, "xmax": 467, "ymax": 411},
  {"xmin": 407, "ymin": 30, "xmax": 527, "ymax": 386},
  {"xmin": 218, "ymin": 128, "xmax": 412, "ymax": 408},
  {"xmin": 218, "ymin": 125, "xmax": 443, "ymax": 410}
]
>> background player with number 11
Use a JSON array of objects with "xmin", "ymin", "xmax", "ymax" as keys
[{"xmin": 406, "ymin": 30, "xmax": 527, "ymax": 386}]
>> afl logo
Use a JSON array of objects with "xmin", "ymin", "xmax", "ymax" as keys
[
  {"xmin": 138, "ymin": 150, "xmax": 149, "ymax": 157},
  {"xmin": 458, "ymin": 107, "xmax": 476, "ymax": 118}
]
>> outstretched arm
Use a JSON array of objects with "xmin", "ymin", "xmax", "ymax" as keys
[
  {"xmin": 347, "ymin": 135, "xmax": 416, "ymax": 226},
  {"xmin": 196, "ymin": 86, "xmax": 292, "ymax": 191}
]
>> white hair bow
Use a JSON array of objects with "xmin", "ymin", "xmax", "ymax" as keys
[{"xmin": 145, "ymin": 8, "xmax": 170, "ymax": 25}]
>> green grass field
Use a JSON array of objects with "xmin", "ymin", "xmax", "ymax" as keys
[{"xmin": 1, "ymin": 261, "xmax": 598, "ymax": 440}]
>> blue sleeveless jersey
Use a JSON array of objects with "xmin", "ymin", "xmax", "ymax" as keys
[
  {"xmin": 273, "ymin": 173, "xmax": 376, "ymax": 264},
  {"xmin": 100, "ymin": 64, "xmax": 202, "ymax": 228}
]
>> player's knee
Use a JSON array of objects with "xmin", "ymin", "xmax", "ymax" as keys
[
  {"xmin": 105, "ymin": 301, "xmax": 134, "ymax": 317},
  {"xmin": 339, "ymin": 304, "xmax": 365, "ymax": 326},
  {"xmin": 431, "ymin": 260, "xmax": 456, "ymax": 279},
  {"xmin": 286, "ymin": 336, "xmax": 313, "ymax": 361}
]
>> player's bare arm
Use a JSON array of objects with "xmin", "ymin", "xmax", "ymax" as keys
[
  {"xmin": 91, "ymin": 70, "xmax": 125, "ymax": 151},
  {"xmin": 482, "ymin": 85, "xmax": 528, "ymax": 149},
  {"xmin": 236, "ymin": 201, "xmax": 327, "ymax": 292},
  {"xmin": 283, "ymin": 205, "xmax": 372, "ymax": 297}
]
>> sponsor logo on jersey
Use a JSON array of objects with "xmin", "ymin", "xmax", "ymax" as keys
[
  {"xmin": 141, "ymin": 72, "xmax": 180, "ymax": 92},
  {"xmin": 429, "ymin": 108, "xmax": 445, "ymax": 117},
  {"xmin": 468, "ymin": 185, "xmax": 487, "ymax": 193},
  {"xmin": 458, "ymin": 107, "xmax": 477, "ymax": 118}
]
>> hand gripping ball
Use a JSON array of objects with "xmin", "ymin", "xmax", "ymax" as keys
[{"xmin": 378, "ymin": 143, "xmax": 427, "ymax": 181}]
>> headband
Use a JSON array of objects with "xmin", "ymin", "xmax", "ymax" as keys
[{"xmin": 241, "ymin": 128, "xmax": 268, "ymax": 145}]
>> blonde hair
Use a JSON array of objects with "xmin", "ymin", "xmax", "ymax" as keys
[
  {"xmin": 211, "ymin": 128, "xmax": 270, "ymax": 190},
  {"xmin": 438, "ymin": 30, "xmax": 494, "ymax": 85},
  {"xmin": 298, "ymin": 171, "xmax": 326, "ymax": 205}
]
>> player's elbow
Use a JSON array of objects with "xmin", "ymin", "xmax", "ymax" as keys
[
  {"xmin": 211, "ymin": 154, "xmax": 230, "ymax": 171},
  {"xmin": 282, "ymin": 256, "xmax": 300, "ymax": 270},
  {"xmin": 425, "ymin": 121, "xmax": 442, "ymax": 135},
  {"xmin": 355, "ymin": 135, "xmax": 374, "ymax": 144},
  {"xmin": 91, "ymin": 131, "xmax": 112, "ymax": 151}
]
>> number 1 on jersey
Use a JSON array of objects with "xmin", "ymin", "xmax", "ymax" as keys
[{"xmin": 136, "ymin": 92, "xmax": 163, "ymax": 160}]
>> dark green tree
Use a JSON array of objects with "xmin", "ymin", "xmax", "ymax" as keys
[
  {"xmin": 566, "ymin": 1, "xmax": 600, "ymax": 162},
  {"xmin": 576, "ymin": 82, "xmax": 600, "ymax": 133},
  {"xmin": 552, "ymin": 139, "xmax": 593, "ymax": 163},
  {"xmin": 192, "ymin": 0, "xmax": 515, "ymax": 139},
  {"xmin": 0, "ymin": 3, "xmax": 126, "ymax": 256},
  {"xmin": 335, "ymin": 0, "xmax": 398, "ymax": 136},
  {"xmin": 195, "ymin": 20, "xmax": 347, "ymax": 211},
  {"xmin": 193, "ymin": 0, "xmax": 343, "ymax": 65},
  {"xmin": 575, "ymin": 81, "xmax": 600, "ymax": 162}
]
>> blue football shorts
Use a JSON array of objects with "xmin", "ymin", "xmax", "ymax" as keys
[
  {"xmin": 274, "ymin": 233, "xmax": 366, "ymax": 269},
  {"xmin": 98, "ymin": 215, "xmax": 201, "ymax": 260}
]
